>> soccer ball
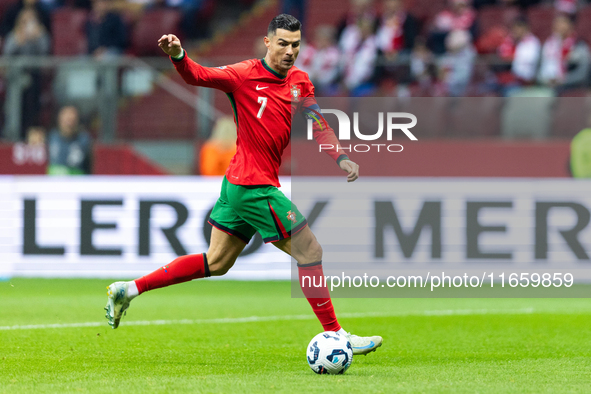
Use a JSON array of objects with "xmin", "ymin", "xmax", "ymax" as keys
[{"xmin": 306, "ymin": 331, "xmax": 353, "ymax": 374}]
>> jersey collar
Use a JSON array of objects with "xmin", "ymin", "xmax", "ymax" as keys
[{"xmin": 261, "ymin": 58, "xmax": 287, "ymax": 79}]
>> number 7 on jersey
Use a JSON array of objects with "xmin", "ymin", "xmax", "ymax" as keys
[{"xmin": 257, "ymin": 97, "xmax": 267, "ymax": 119}]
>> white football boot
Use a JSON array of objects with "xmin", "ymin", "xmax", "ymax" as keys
[
  {"xmin": 104, "ymin": 281, "xmax": 132, "ymax": 329},
  {"xmin": 346, "ymin": 333, "xmax": 383, "ymax": 355}
]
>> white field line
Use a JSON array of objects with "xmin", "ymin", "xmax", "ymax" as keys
[{"xmin": 0, "ymin": 308, "xmax": 536, "ymax": 331}]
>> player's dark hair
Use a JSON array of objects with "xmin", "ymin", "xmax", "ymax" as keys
[{"xmin": 268, "ymin": 14, "xmax": 301, "ymax": 36}]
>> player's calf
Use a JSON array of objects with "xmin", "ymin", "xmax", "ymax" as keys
[
  {"xmin": 104, "ymin": 253, "xmax": 210, "ymax": 328},
  {"xmin": 205, "ymin": 251, "xmax": 237, "ymax": 276}
]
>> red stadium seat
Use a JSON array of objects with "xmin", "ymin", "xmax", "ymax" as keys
[
  {"xmin": 405, "ymin": 0, "xmax": 446, "ymax": 21},
  {"xmin": 478, "ymin": 5, "xmax": 520, "ymax": 34},
  {"xmin": 51, "ymin": 8, "xmax": 89, "ymax": 56},
  {"xmin": 576, "ymin": 6, "xmax": 591, "ymax": 46},
  {"xmin": 526, "ymin": 5, "xmax": 556, "ymax": 42},
  {"xmin": 476, "ymin": 25, "xmax": 509, "ymax": 54},
  {"xmin": 132, "ymin": 9, "xmax": 182, "ymax": 56},
  {"xmin": 476, "ymin": 5, "xmax": 519, "ymax": 53},
  {"xmin": 306, "ymin": 0, "xmax": 350, "ymax": 40},
  {"xmin": 116, "ymin": 74, "xmax": 196, "ymax": 140}
]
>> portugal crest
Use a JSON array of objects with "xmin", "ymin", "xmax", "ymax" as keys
[
  {"xmin": 287, "ymin": 210, "xmax": 297, "ymax": 224},
  {"xmin": 291, "ymin": 84, "xmax": 301, "ymax": 103}
]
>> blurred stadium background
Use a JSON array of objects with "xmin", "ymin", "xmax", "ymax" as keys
[
  {"xmin": 0, "ymin": 0, "xmax": 589, "ymax": 274},
  {"xmin": 1, "ymin": 0, "xmax": 590, "ymax": 176},
  {"xmin": 1, "ymin": 1, "xmax": 591, "ymax": 391}
]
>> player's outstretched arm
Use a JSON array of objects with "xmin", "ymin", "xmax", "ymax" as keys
[
  {"xmin": 157, "ymin": 34, "xmax": 183, "ymax": 58},
  {"xmin": 339, "ymin": 159, "xmax": 359, "ymax": 182},
  {"xmin": 158, "ymin": 34, "xmax": 244, "ymax": 92}
]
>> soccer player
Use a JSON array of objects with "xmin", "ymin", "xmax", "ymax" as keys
[{"xmin": 105, "ymin": 14, "xmax": 383, "ymax": 355}]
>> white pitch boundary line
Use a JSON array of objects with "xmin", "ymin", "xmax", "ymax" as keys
[{"xmin": 0, "ymin": 308, "xmax": 535, "ymax": 331}]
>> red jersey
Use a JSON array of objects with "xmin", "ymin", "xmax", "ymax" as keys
[{"xmin": 172, "ymin": 54, "xmax": 346, "ymax": 187}]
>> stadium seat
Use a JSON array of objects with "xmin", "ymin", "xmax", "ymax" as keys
[
  {"xmin": 405, "ymin": 0, "xmax": 446, "ymax": 21},
  {"xmin": 476, "ymin": 25, "xmax": 509, "ymax": 54},
  {"xmin": 478, "ymin": 5, "xmax": 520, "ymax": 34},
  {"xmin": 306, "ymin": 0, "xmax": 350, "ymax": 40},
  {"xmin": 526, "ymin": 5, "xmax": 555, "ymax": 42},
  {"xmin": 576, "ymin": 6, "xmax": 591, "ymax": 47},
  {"xmin": 475, "ymin": 5, "xmax": 520, "ymax": 53},
  {"xmin": 116, "ymin": 81, "xmax": 196, "ymax": 140},
  {"xmin": 132, "ymin": 9, "xmax": 182, "ymax": 56},
  {"xmin": 203, "ymin": 3, "xmax": 278, "ymax": 61},
  {"xmin": 51, "ymin": 9, "xmax": 89, "ymax": 56}
]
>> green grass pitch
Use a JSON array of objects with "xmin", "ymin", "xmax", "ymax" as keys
[{"xmin": 1, "ymin": 279, "xmax": 590, "ymax": 393}]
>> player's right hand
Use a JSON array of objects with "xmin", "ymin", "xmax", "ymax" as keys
[{"xmin": 158, "ymin": 34, "xmax": 183, "ymax": 58}]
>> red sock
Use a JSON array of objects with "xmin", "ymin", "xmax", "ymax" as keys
[
  {"xmin": 135, "ymin": 253, "xmax": 209, "ymax": 294},
  {"xmin": 298, "ymin": 262, "xmax": 341, "ymax": 332}
]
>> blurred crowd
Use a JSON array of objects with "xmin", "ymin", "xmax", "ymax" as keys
[
  {"xmin": 296, "ymin": 0, "xmax": 591, "ymax": 97},
  {"xmin": 0, "ymin": 0, "xmax": 257, "ymax": 148},
  {"xmin": 0, "ymin": 0, "xmax": 257, "ymax": 57},
  {"xmin": 3, "ymin": 0, "xmax": 591, "ymax": 172},
  {"xmin": 12, "ymin": 104, "xmax": 93, "ymax": 174},
  {"xmin": 2, "ymin": 0, "xmax": 590, "ymax": 96}
]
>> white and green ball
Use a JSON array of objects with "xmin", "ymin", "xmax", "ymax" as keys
[{"xmin": 306, "ymin": 331, "xmax": 353, "ymax": 374}]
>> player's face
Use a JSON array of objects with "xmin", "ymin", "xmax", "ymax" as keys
[{"xmin": 265, "ymin": 29, "xmax": 301, "ymax": 75}]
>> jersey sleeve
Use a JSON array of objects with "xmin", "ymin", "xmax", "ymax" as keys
[
  {"xmin": 301, "ymin": 82, "xmax": 349, "ymax": 165},
  {"xmin": 171, "ymin": 54, "xmax": 250, "ymax": 93}
]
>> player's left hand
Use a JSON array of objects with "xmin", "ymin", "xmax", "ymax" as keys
[{"xmin": 339, "ymin": 159, "xmax": 359, "ymax": 182}]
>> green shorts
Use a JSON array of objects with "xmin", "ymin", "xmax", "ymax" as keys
[{"xmin": 208, "ymin": 176, "xmax": 308, "ymax": 243}]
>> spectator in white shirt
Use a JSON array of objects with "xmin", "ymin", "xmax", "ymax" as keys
[
  {"xmin": 296, "ymin": 25, "xmax": 341, "ymax": 95},
  {"xmin": 438, "ymin": 29, "xmax": 476, "ymax": 96},
  {"xmin": 538, "ymin": 13, "xmax": 590, "ymax": 90},
  {"xmin": 376, "ymin": 0, "xmax": 419, "ymax": 58},
  {"xmin": 497, "ymin": 16, "xmax": 541, "ymax": 85},
  {"xmin": 338, "ymin": 0, "xmax": 378, "ymax": 56},
  {"xmin": 342, "ymin": 16, "xmax": 379, "ymax": 95},
  {"xmin": 429, "ymin": 0, "xmax": 477, "ymax": 55}
]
